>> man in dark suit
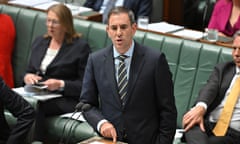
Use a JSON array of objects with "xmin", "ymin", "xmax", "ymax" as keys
[
  {"xmin": 80, "ymin": 6, "xmax": 177, "ymax": 144},
  {"xmin": 0, "ymin": 77, "xmax": 35, "ymax": 144},
  {"xmin": 182, "ymin": 31, "xmax": 240, "ymax": 144},
  {"xmin": 84, "ymin": 0, "xmax": 152, "ymax": 22}
]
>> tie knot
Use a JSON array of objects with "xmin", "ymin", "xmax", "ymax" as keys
[{"xmin": 118, "ymin": 55, "xmax": 128, "ymax": 62}]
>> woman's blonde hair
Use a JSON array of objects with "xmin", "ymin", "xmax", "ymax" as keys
[{"xmin": 44, "ymin": 3, "xmax": 81, "ymax": 43}]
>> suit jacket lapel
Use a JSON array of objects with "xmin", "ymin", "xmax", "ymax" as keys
[
  {"xmin": 125, "ymin": 43, "xmax": 145, "ymax": 106},
  {"xmin": 104, "ymin": 47, "xmax": 122, "ymax": 105}
]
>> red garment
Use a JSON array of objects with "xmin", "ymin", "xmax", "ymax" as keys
[{"xmin": 0, "ymin": 14, "xmax": 15, "ymax": 88}]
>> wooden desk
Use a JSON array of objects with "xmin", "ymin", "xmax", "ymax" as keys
[
  {"xmin": 75, "ymin": 11, "xmax": 102, "ymax": 22},
  {"xmin": 138, "ymin": 27, "xmax": 233, "ymax": 49},
  {"xmin": 78, "ymin": 136, "xmax": 127, "ymax": 144}
]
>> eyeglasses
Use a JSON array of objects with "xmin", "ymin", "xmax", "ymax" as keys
[{"xmin": 46, "ymin": 18, "xmax": 60, "ymax": 26}]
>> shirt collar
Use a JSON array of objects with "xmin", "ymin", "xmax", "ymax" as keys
[
  {"xmin": 113, "ymin": 40, "xmax": 134, "ymax": 58},
  {"xmin": 236, "ymin": 66, "xmax": 240, "ymax": 75}
]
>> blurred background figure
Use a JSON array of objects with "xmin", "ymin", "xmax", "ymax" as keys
[
  {"xmin": 83, "ymin": 0, "xmax": 152, "ymax": 23},
  {"xmin": 0, "ymin": 77, "xmax": 35, "ymax": 144},
  {"xmin": 23, "ymin": 4, "xmax": 91, "ymax": 143},
  {"xmin": 0, "ymin": 13, "xmax": 15, "ymax": 88},
  {"xmin": 208, "ymin": 0, "xmax": 240, "ymax": 37}
]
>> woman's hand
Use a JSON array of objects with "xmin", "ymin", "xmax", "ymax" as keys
[
  {"xmin": 41, "ymin": 79, "xmax": 64, "ymax": 91},
  {"xmin": 24, "ymin": 73, "xmax": 42, "ymax": 84}
]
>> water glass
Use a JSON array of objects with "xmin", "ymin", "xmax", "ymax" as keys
[
  {"xmin": 137, "ymin": 16, "xmax": 149, "ymax": 29},
  {"xmin": 206, "ymin": 29, "xmax": 218, "ymax": 42}
]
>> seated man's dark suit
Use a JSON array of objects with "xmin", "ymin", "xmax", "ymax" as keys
[
  {"xmin": 84, "ymin": 0, "xmax": 152, "ymax": 20},
  {"xmin": 0, "ymin": 77, "xmax": 35, "ymax": 144}
]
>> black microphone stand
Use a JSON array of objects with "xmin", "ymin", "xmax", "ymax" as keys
[
  {"xmin": 202, "ymin": 0, "xmax": 210, "ymax": 39},
  {"xmin": 58, "ymin": 102, "xmax": 85, "ymax": 144},
  {"xmin": 65, "ymin": 104, "xmax": 92, "ymax": 144}
]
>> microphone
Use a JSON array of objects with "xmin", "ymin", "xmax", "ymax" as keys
[
  {"xmin": 202, "ymin": 0, "xmax": 210, "ymax": 39},
  {"xmin": 58, "ymin": 102, "xmax": 85, "ymax": 144},
  {"xmin": 202, "ymin": 0, "xmax": 210, "ymax": 31},
  {"xmin": 65, "ymin": 103, "xmax": 92, "ymax": 144}
]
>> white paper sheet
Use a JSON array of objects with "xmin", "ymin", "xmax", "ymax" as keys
[
  {"xmin": 9, "ymin": 0, "xmax": 52, "ymax": 7},
  {"xmin": 12, "ymin": 87, "xmax": 62, "ymax": 101},
  {"xmin": 60, "ymin": 112, "xmax": 86, "ymax": 122},
  {"xmin": 148, "ymin": 22, "xmax": 184, "ymax": 33},
  {"xmin": 173, "ymin": 29, "xmax": 207, "ymax": 40}
]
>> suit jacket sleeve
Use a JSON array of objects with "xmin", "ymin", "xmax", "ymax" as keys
[
  {"xmin": 154, "ymin": 53, "xmax": 177, "ymax": 144},
  {"xmin": 196, "ymin": 62, "xmax": 235, "ymax": 114},
  {"xmin": 80, "ymin": 53, "xmax": 105, "ymax": 131},
  {"xmin": 0, "ymin": 77, "xmax": 35, "ymax": 144}
]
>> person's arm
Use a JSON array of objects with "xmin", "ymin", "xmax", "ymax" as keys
[
  {"xmin": 0, "ymin": 78, "xmax": 35, "ymax": 144},
  {"xmin": 80, "ymin": 54, "xmax": 106, "ymax": 130},
  {"xmin": 61, "ymin": 39, "xmax": 91, "ymax": 97},
  {"xmin": 155, "ymin": 53, "xmax": 177, "ymax": 143},
  {"xmin": 83, "ymin": 0, "xmax": 97, "ymax": 9},
  {"xmin": 135, "ymin": 0, "xmax": 152, "ymax": 18},
  {"xmin": 183, "ymin": 63, "xmax": 224, "ymax": 132}
]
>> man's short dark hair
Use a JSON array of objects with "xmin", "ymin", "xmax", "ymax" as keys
[{"xmin": 107, "ymin": 6, "xmax": 136, "ymax": 25}]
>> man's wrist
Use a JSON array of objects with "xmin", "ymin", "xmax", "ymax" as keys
[
  {"xmin": 97, "ymin": 119, "xmax": 108, "ymax": 132},
  {"xmin": 59, "ymin": 80, "xmax": 65, "ymax": 91}
]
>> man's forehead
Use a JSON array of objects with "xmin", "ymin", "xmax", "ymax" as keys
[{"xmin": 233, "ymin": 36, "xmax": 240, "ymax": 47}]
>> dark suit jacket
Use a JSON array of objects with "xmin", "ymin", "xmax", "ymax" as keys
[
  {"xmin": 26, "ymin": 36, "xmax": 91, "ymax": 100},
  {"xmin": 84, "ymin": 0, "xmax": 152, "ymax": 20},
  {"xmin": 80, "ymin": 42, "xmax": 177, "ymax": 144},
  {"xmin": 0, "ymin": 77, "xmax": 35, "ymax": 144},
  {"xmin": 196, "ymin": 61, "xmax": 236, "ymax": 118}
]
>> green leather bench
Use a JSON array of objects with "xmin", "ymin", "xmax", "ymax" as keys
[{"xmin": 0, "ymin": 3, "xmax": 233, "ymax": 144}]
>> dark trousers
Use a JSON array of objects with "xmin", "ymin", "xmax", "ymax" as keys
[
  {"xmin": 33, "ymin": 97, "xmax": 77, "ymax": 142},
  {"xmin": 185, "ymin": 120, "xmax": 240, "ymax": 144}
]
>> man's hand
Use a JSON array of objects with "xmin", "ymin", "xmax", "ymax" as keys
[
  {"xmin": 182, "ymin": 105, "xmax": 206, "ymax": 132},
  {"xmin": 100, "ymin": 121, "xmax": 117, "ymax": 142}
]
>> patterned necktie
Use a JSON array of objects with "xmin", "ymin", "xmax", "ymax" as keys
[
  {"xmin": 102, "ymin": 0, "xmax": 117, "ymax": 24},
  {"xmin": 117, "ymin": 55, "xmax": 128, "ymax": 105},
  {"xmin": 212, "ymin": 76, "xmax": 240, "ymax": 136}
]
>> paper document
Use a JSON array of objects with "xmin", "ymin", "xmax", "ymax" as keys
[
  {"xmin": 13, "ymin": 87, "xmax": 62, "ymax": 101},
  {"xmin": 60, "ymin": 112, "xmax": 86, "ymax": 122},
  {"xmin": 33, "ymin": 1, "xmax": 60, "ymax": 10},
  {"xmin": 148, "ymin": 22, "xmax": 184, "ymax": 33},
  {"xmin": 34, "ymin": 2, "xmax": 92, "ymax": 15},
  {"xmin": 173, "ymin": 29, "xmax": 207, "ymax": 40},
  {"xmin": 9, "ymin": 0, "xmax": 52, "ymax": 7}
]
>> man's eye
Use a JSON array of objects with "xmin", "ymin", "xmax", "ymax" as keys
[
  {"xmin": 111, "ymin": 26, "xmax": 117, "ymax": 30},
  {"xmin": 120, "ymin": 25, "xmax": 127, "ymax": 30}
]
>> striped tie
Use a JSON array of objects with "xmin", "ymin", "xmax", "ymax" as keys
[{"xmin": 117, "ymin": 55, "xmax": 128, "ymax": 105}]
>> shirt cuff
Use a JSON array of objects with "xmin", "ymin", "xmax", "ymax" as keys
[
  {"xmin": 97, "ymin": 119, "xmax": 108, "ymax": 132},
  {"xmin": 59, "ymin": 80, "xmax": 65, "ymax": 91},
  {"xmin": 195, "ymin": 102, "xmax": 207, "ymax": 110}
]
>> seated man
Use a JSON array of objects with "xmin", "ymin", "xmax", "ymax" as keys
[
  {"xmin": 182, "ymin": 30, "xmax": 240, "ymax": 144},
  {"xmin": 0, "ymin": 77, "xmax": 35, "ymax": 144},
  {"xmin": 83, "ymin": 0, "xmax": 152, "ymax": 23}
]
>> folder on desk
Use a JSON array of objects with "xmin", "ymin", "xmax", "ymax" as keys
[
  {"xmin": 9, "ymin": 0, "xmax": 51, "ymax": 7},
  {"xmin": 172, "ymin": 29, "xmax": 206, "ymax": 40},
  {"xmin": 148, "ymin": 22, "xmax": 184, "ymax": 33}
]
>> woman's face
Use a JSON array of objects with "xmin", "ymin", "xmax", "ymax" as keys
[{"xmin": 46, "ymin": 10, "xmax": 66, "ymax": 38}]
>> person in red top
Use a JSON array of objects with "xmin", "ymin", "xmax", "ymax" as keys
[{"xmin": 0, "ymin": 13, "xmax": 16, "ymax": 88}]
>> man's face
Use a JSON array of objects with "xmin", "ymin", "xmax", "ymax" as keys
[
  {"xmin": 232, "ymin": 36, "xmax": 240, "ymax": 67},
  {"xmin": 106, "ymin": 13, "xmax": 137, "ymax": 54}
]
